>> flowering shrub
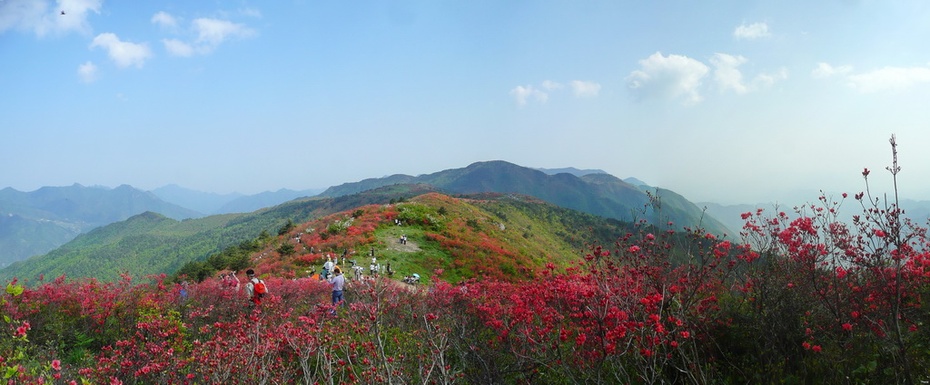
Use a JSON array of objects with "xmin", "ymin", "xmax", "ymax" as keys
[{"xmin": 3, "ymin": 137, "xmax": 929, "ymax": 383}]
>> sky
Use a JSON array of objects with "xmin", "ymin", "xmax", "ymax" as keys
[{"xmin": 3, "ymin": 0, "xmax": 930, "ymax": 205}]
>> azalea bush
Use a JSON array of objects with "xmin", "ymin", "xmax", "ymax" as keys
[{"xmin": 2, "ymin": 136, "xmax": 930, "ymax": 384}]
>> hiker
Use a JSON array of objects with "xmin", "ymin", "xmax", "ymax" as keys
[
  {"xmin": 323, "ymin": 256, "xmax": 334, "ymax": 279},
  {"xmin": 245, "ymin": 269, "xmax": 268, "ymax": 306},
  {"xmin": 179, "ymin": 281, "xmax": 190, "ymax": 300},
  {"xmin": 328, "ymin": 266, "xmax": 346, "ymax": 309},
  {"xmin": 222, "ymin": 272, "xmax": 241, "ymax": 291},
  {"xmin": 403, "ymin": 273, "xmax": 420, "ymax": 285}
]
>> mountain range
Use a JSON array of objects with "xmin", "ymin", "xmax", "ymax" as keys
[
  {"xmin": 0, "ymin": 161, "xmax": 729, "ymax": 275},
  {"xmin": 0, "ymin": 184, "xmax": 199, "ymax": 267}
]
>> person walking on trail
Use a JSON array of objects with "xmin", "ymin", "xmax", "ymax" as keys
[
  {"xmin": 328, "ymin": 267, "xmax": 346, "ymax": 310},
  {"xmin": 245, "ymin": 269, "xmax": 267, "ymax": 306}
]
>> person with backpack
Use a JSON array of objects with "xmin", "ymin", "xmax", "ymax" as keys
[
  {"xmin": 328, "ymin": 266, "xmax": 346, "ymax": 311},
  {"xmin": 245, "ymin": 269, "xmax": 267, "ymax": 306}
]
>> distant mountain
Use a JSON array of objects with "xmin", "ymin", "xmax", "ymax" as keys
[
  {"xmin": 2, "ymin": 161, "xmax": 734, "ymax": 281},
  {"xmin": 152, "ymin": 185, "xmax": 324, "ymax": 215},
  {"xmin": 151, "ymin": 184, "xmax": 243, "ymax": 214},
  {"xmin": 320, "ymin": 161, "xmax": 732, "ymax": 236},
  {"xmin": 536, "ymin": 167, "xmax": 607, "ymax": 177},
  {"xmin": 702, "ymin": 198, "xmax": 930, "ymax": 239},
  {"xmin": 0, "ymin": 184, "xmax": 201, "ymax": 267},
  {"xmin": 0, "ymin": 184, "xmax": 442, "ymax": 283},
  {"xmin": 623, "ymin": 177, "xmax": 651, "ymax": 188},
  {"xmin": 214, "ymin": 188, "xmax": 324, "ymax": 214}
]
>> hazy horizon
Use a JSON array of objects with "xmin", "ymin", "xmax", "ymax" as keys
[{"xmin": 3, "ymin": 1, "xmax": 929, "ymax": 205}]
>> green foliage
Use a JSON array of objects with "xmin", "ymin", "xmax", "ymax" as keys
[
  {"xmin": 276, "ymin": 243, "xmax": 296, "ymax": 256},
  {"xmin": 397, "ymin": 203, "xmax": 445, "ymax": 231},
  {"xmin": 277, "ymin": 219, "xmax": 295, "ymax": 236}
]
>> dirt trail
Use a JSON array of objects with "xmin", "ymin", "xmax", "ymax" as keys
[{"xmin": 385, "ymin": 238, "xmax": 421, "ymax": 252}]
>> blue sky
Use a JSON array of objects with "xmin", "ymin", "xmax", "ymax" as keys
[{"xmin": 3, "ymin": 1, "xmax": 930, "ymax": 205}]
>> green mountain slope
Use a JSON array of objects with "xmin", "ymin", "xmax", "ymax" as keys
[
  {"xmin": 320, "ymin": 160, "xmax": 732, "ymax": 235},
  {"xmin": 0, "ymin": 184, "xmax": 202, "ymax": 267},
  {"xmin": 194, "ymin": 191, "xmax": 640, "ymax": 284},
  {"xmin": 0, "ymin": 185, "xmax": 442, "ymax": 284}
]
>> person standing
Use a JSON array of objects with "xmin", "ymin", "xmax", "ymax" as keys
[
  {"xmin": 323, "ymin": 256, "xmax": 334, "ymax": 280},
  {"xmin": 245, "ymin": 269, "xmax": 267, "ymax": 306},
  {"xmin": 328, "ymin": 267, "xmax": 346, "ymax": 310}
]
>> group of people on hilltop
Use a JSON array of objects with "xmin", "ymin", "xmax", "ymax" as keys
[{"xmin": 203, "ymin": 267, "xmax": 342, "ymax": 311}]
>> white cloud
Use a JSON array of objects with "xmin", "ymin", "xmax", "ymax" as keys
[
  {"xmin": 151, "ymin": 11, "xmax": 178, "ymax": 30},
  {"xmin": 626, "ymin": 52, "xmax": 709, "ymax": 104},
  {"xmin": 541, "ymin": 80, "xmax": 563, "ymax": 90},
  {"xmin": 153, "ymin": 16, "xmax": 254, "ymax": 57},
  {"xmin": 710, "ymin": 53, "xmax": 787, "ymax": 94},
  {"xmin": 812, "ymin": 62, "xmax": 930, "ymax": 92},
  {"xmin": 162, "ymin": 38, "xmax": 194, "ymax": 57},
  {"xmin": 239, "ymin": 8, "xmax": 263, "ymax": 18},
  {"xmin": 811, "ymin": 62, "xmax": 853, "ymax": 79},
  {"xmin": 90, "ymin": 33, "xmax": 152, "ymax": 68},
  {"xmin": 510, "ymin": 85, "xmax": 548, "ymax": 106},
  {"xmin": 570, "ymin": 80, "xmax": 601, "ymax": 97},
  {"xmin": 710, "ymin": 53, "xmax": 749, "ymax": 94},
  {"xmin": 847, "ymin": 65, "xmax": 930, "ymax": 93},
  {"xmin": 77, "ymin": 61, "xmax": 97, "ymax": 83},
  {"xmin": 752, "ymin": 67, "xmax": 788, "ymax": 89},
  {"xmin": 193, "ymin": 17, "xmax": 254, "ymax": 52},
  {"xmin": 733, "ymin": 22, "xmax": 771, "ymax": 40},
  {"xmin": 0, "ymin": 0, "xmax": 102, "ymax": 37}
]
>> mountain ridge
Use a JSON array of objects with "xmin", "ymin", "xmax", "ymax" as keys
[
  {"xmin": 320, "ymin": 160, "xmax": 731, "ymax": 236},
  {"xmin": 0, "ymin": 184, "xmax": 201, "ymax": 267}
]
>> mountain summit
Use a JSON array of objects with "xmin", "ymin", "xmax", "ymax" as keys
[{"xmin": 321, "ymin": 161, "xmax": 730, "ymax": 235}]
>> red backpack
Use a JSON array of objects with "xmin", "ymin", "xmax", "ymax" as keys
[{"xmin": 253, "ymin": 278, "xmax": 267, "ymax": 298}]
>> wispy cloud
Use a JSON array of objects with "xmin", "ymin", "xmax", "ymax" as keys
[
  {"xmin": 510, "ymin": 85, "xmax": 548, "ymax": 106},
  {"xmin": 239, "ymin": 8, "xmax": 262, "ymax": 18},
  {"xmin": 570, "ymin": 80, "xmax": 601, "ymax": 97},
  {"xmin": 812, "ymin": 62, "xmax": 930, "ymax": 92},
  {"xmin": 162, "ymin": 38, "xmax": 194, "ymax": 57},
  {"xmin": 627, "ymin": 52, "xmax": 708, "ymax": 104},
  {"xmin": 151, "ymin": 11, "xmax": 178, "ymax": 30},
  {"xmin": 541, "ymin": 80, "xmax": 563, "ymax": 90},
  {"xmin": 733, "ymin": 22, "xmax": 771, "ymax": 40},
  {"xmin": 90, "ymin": 33, "xmax": 152, "ymax": 68},
  {"xmin": 154, "ymin": 13, "xmax": 256, "ymax": 56},
  {"xmin": 711, "ymin": 53, "xmax": 787, "ymax": 94},
  {"xmin": 510, "ymin": 79, "xmax": 602, "ymax": 106},
  {"xmin": 811, "ymin": 62, "xmax": 853, "ymax": 78},
  {"xmin": 77, "ymin": 61, "xmax": 97, "ymax": 83},
  {"xmin": 847, "ymin": 65, "xmax": 930, "ymax": 92},
  {"xmin": 193, "ymin": 18, "xmax": 254, "ymax": 51},
  {"xmin": 0, "ymin": 0, "xmax": 102, "ymax": 37}
]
